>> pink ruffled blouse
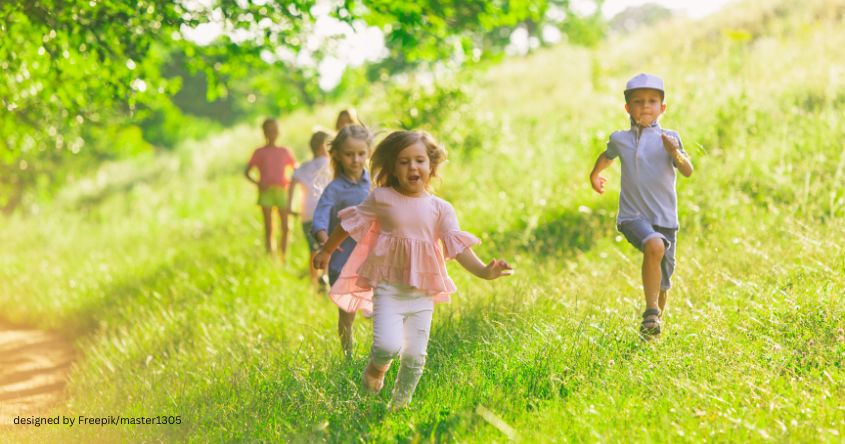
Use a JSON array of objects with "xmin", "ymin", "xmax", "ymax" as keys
[{"xmin": 330, "ymin": 186, "xmax": 480, "ymax": 313}]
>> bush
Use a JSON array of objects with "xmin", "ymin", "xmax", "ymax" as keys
[{"xmin": 380, "ymin": 76, "xmax": 501, "ymax": 159}]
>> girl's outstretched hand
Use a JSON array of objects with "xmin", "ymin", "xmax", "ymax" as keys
[{"xmin": 484, "ymin": 259, "xmax": 513, "ymax": 280}]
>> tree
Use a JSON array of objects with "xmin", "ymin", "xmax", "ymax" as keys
[
  {"xmin": 0, "ymin": 0, "xmax": 318, "ymax": 213},
  {"xmin": 0, "ymin": 0, "xmax": 605, "ymax": 213}
]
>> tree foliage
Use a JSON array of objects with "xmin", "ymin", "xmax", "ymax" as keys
[
  {"xmin": 343, "ymin": 0, "xmax": 604, "ymax": 74},
  {"xmin": 0, "ymin": 0, "xmax": 319, "ymax": 212},
  {"xmin": 1, "ymin": 0, "xmax": 604, "ymax": 213}
]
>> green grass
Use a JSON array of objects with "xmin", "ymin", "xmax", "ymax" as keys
[{"xmin": 2, "ymin": 0, "xmax": 845, "ymax": 441}]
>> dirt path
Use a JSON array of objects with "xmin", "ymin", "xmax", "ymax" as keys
[{"xmin": 0, "ymin": 323, "xmax": 76, "ymax": 426}]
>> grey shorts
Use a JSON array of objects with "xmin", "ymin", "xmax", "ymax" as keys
[{"xmin": 617, "ymin": 218, "xmax": 678, "ymax": 291}]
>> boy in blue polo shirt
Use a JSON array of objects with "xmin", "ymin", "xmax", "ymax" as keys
[{"xmin": 589, "ymin": 73, "xmax": 694, "ymax": 338}]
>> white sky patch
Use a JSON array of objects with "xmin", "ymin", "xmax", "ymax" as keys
[
  {"xmin": 506, "ymin": 27, "xmax": 530, "ymax": 56},
  {"xmin": 570, "ymin": 0, "xmax": 599, "ymax": 16},
  {"xmin": 542, "ymin": 24, "xmax": 562, "ymax": 44},
  {"xmin": 318, "ymin": 56, "xmax": 346, "ymax": 90},
  {"xmin": 181, "ymin": 0, "xmax": 385, "ymax": 91},
  {"xmin": 181, "ymin": 21, "xmax": 224, "ymax": 45}
]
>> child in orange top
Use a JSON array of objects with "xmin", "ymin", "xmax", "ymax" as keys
[
  {"xmin": 244, "ymin": 118, "xmax": 297, "ymax": 260},
  {"xmin": 314, "ymin": 130, "xmax": 512, "ymax": 409}
]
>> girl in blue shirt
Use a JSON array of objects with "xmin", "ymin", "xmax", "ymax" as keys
[{"xmin": 312, "ymin": 124, "xmax": 373, "ymax": 358}]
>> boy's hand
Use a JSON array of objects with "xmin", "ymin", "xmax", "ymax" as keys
[
  {"xmin": 590, "ymin": 173, "xmax": 607, "ymax": 194},
  {"xmin": 661, "ymin": 132, "xmax": 680, "ymax": 154},
  {"xmin": 484, "ymin": 259, "xmax": 513, "ymax": 280}
]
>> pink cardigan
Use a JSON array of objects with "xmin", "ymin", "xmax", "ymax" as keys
[{"xmin": 329, "ymin": 187, "xmax": 479, "ymax": 313}]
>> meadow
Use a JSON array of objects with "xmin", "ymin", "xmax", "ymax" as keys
[{"xmin": 1, "ymin": 0, "xmax": 844, "ymax": 441}]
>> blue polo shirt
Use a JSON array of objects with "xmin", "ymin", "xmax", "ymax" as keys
[
  {"xmin": 311, "ymin": 170, "xmax": 371, "ymax": 275},
  {"xmin": 603, "ymin": 120, "xmax": 688, "ymax": 229}
]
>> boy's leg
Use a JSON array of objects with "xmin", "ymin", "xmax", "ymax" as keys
[
  {"xmin": 261, "ymin": 206, "xmax": 274, "ymax": 253},
  {"xmin": 619, "ymin": 219, "xmax": 669, "ymax": 335},
  {"xmin": 642, "ymin": 237, "xmax": 665, "ymax": 310},
  {"xmin": 656, "ymin": 226, "xmax": 677, "ymax": 317}
]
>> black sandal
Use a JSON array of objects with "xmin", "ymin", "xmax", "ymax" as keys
[{"xmin": 640, "ymin": 308, "xmax": 662, "ymax": 337}]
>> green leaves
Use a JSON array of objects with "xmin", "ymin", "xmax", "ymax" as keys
[
  {"xmin": 0, "ymin": 0, "xmax": 320, "ymax": 213},
  {"xmin": 0, "ymin": 0, "xmax": 605, "ymax": 213}
]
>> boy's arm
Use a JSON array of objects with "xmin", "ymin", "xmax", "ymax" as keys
[
  {"xmin": 672, "ymin": 151, "xmax": 693, "ymax": 177},
  {"xmin": 589, "ymin": 153, "xmax": 614, "ymax": 194},
  {"xmin": 661, "ymin": 133, "xmax": 694, "ymax": 177}
]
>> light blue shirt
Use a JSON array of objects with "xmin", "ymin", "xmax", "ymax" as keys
[
  {"xmin": 603, "ymin": 120, "xmax": 688, "ymax": 229},
  {"xmin": 311, "ymin": 170, "xmax": 371, "ymax": 274}
]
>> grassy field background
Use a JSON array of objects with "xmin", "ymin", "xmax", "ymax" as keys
[{"xmin": 2, "ymin": 0, "xmax": 844, "ymax": 441}]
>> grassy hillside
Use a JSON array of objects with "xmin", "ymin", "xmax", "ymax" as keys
[{"xmin": 2, "ymin": 0, "xmax": 844, "ymax": 441}]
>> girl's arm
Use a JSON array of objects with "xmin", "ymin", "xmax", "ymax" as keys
[
  {"xmin": 311, "ymin": 187, "xmax": 334, "ymax": 245},
  {"xmin": 313, "ymin": 225, "xmax": 350, "ymax": 270},
  {"xmin": 455, "ymin": 247, "xmax": 512, "ymax": 280}
]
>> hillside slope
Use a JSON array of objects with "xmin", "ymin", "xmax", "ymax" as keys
[{"xmin": 1, "ymin": 0, "xmax": 844, "ymax": 441}]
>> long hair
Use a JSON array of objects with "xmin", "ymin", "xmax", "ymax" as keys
[
  {"xmin": 335, "ymin": 108, "xmax": 361, "ymax": 131},
  {"xmin": 370, "ymin": 130, "xmax": 447, "ymax": 190},
  {"xmin": 328, "ymin": 124, "xmax": 373, "ymax": 179}
]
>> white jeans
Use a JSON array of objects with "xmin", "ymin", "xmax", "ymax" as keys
[{"xmin": 370, "ymin": 282, "xmax": 434, "ymax": 405}]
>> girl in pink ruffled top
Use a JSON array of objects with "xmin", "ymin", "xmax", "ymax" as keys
[{"xmin": 313, "ymin": 130, "xmax": 512, "ymax": 409}]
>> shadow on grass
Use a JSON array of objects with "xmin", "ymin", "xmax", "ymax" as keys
[
  {"xmin": 486, "ymin": 200, "xmax": 618, "ymax": 258},
  {"xmin": 65, "ymin": 167, "xmax": 167, "ymax": 211}
]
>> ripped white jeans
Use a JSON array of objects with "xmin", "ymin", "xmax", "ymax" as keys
[{"xmin": 370, "ymin": 282, "xmax": 435, "ymax": 405}]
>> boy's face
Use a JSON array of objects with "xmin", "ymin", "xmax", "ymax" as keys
[{"xmin": 625, "ymin": 89, "xmax": 666, "ymax": 127}]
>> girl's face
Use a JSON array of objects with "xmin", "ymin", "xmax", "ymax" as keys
[
  {"xmin": 337, "ymin": 138, "xmax": 369, "ymax": 181},
  {"xmin": 393, "ymin": 141, "xmax": 431, "ymax": 196},
  {"xmin": 625, "ymin": 88, "xmax": 666, "ymax": 127}
]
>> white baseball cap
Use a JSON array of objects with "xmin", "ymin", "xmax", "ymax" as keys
[{"xmin": 624, "ymin": 73, "xmax": 665, "ymax": 101}]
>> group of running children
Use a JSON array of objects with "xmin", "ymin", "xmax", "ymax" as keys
[{"xmin": 243, "ymin": 74, "xmax": 694, "ymax": 410}]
